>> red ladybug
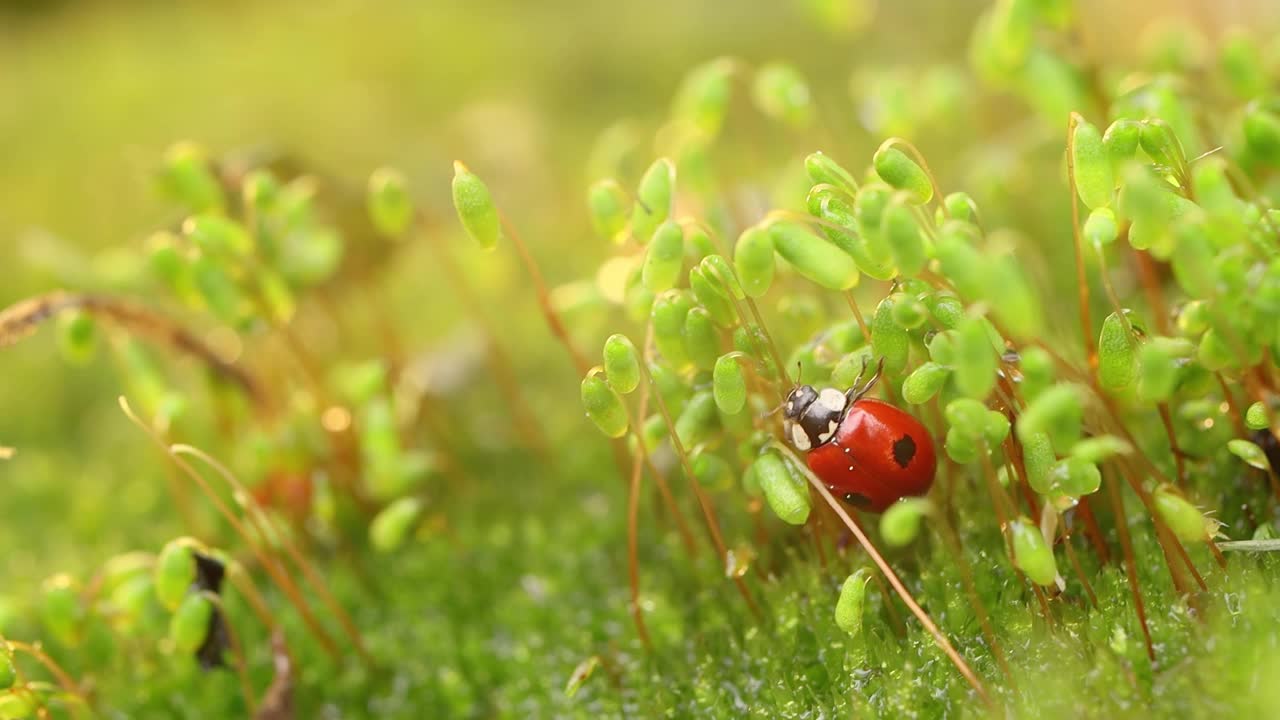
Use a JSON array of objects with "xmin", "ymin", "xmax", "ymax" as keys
[{"xmin": 782, "ymin": 359, "xmax": 936, "ymax": 512}]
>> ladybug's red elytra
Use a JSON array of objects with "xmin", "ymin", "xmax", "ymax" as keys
[{"xmin": 782, "ymin": 359, "xmax": 936, "ymax": 512}]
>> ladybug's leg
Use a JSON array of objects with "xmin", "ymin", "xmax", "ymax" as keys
[{"xmin": 848, "ymin": 357, "xmax": 887, "ymax": 403}]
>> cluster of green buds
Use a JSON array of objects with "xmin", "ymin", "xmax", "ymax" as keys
[{"xmin": 559, "ymin": 5, "xmax": 1280, "ymax": 651}]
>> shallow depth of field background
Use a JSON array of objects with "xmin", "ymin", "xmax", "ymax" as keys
[{"xmin": 0, "ymin": 0, "xmax": 1276, "ymax": 679}]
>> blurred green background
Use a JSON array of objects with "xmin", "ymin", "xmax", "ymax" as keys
[
  {"xmin": 0, "ymin": 0, "xmax": 999, "ymax": 590},
  {"xmin": 1, "ymin": 3, "xmax": 1279, "ymax": 712}
]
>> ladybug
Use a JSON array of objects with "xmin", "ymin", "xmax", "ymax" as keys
[{"xmin": 782, "ymin": 359, "xmax": 936, "ymax": 512}]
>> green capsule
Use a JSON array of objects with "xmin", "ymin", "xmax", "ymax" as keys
[
  {"xmin": 1153, "ymin": 484, "xmax": 1209, "ymax": 543},
  {"xmin": 871, "ymin": 295, "xmax": 910, "ymax": 375},
  {"xmin": 890, "ymin": 295, "xmax": 929, "ymax": 330},
  {"xmin": 1019, "ymin": 346, "xmax": 1054, "ymax": 400},
  {"xmin": 1103, "ymin": 119, "xmax": 1141, "ymax": 174},
  {"xmin": 451, "ymin": 161, "xmax": 502, "ymax": 251},
  {"xmin": 811, "ymin": 185, "xmax": 895, "ymax": 280},
  {"xmin": 927, "ymin": 330, "xmax": 956, "ymax": 366},
  {"xmin": 1072, "ymin": 118, "xmax": 1114, "ymax": 209},
  {"xmin": 880, "ymin": 498, "xmax": 932, "ymax": 547},
  {"xmin": 754, "ymin": 451, "xmax": 810, "ymax": 525},
  {"xmin": 700, "ymin": 254, "xmax": 745, "ymax": 300},
  {"xmin": 169, "ymin": 593, "xmax": 214, "ymax": 655},
  {"xmin": 581, "ymin": 374, "xmax": 628, "ymax": 439},
  {"xmin": 57, "ymin": 311, "xmax": 96, "ymax": 365},
  {"xmin": 1243, "ymin": 101, "xmax": 1280, "ymax": 162},
  {"xmin": 945, "ymin": 398, "xmax": 989, "ymax": 440},
  {"xmin": 691, "ymin": 450, "xmax": 733, "ymax": 491},
  {"xmin": 40, "ymin": 575, "xmax": 84, "ymax": 647},
  {"xmin": 192, "ymin": 255, "xmax": 247, "ymax": 323},
  {"xmin": 933, "ymin": 221, "xmax": 985, "ymax": 300},
  {"xmin": 684, "ymin": 307, "xmax": 719, "ymax": 371},
  {"xmin": 734, "ymin": 225, "xmax": 776, "ymax": 298},
  {"xmin": 942, "ymin": 192, "xmax": 978, "ymax": 223},
  {"xmin": 675, "ymin": 390, "xmax": 719, "ymax": 448},
  {"xmin": 834, "ymin": 568, "xmax": 871, "ymax": 636},
  {"xmin": 954, "ymin": 315, "xmax": 997, "ymax": 400},
  {"xmin": 689, "ymin": 266, "xmax": 737, "ymax": 327},
  {"xmin": 713, "ymin": 355, "xmax": 748, "ymax": 415},
  {"xmin": 945, "ymin": 426, "xmax": 979, "ymax": 464},
  {"xmin": 1050, "ymin": 456, "xmax": 1101, "ymax": 496},
  {"xmin": 1098, "ymin": 312, "xmax": 1137, "ymax": 393},
  {"xmin": 159, "ymin": 141, "xmax": 224, "ymax": 212},
  {"xmin": 805, "ymin": 151, "xmax": 859, "ymax": 197},
  {"xmin": 367, "ymin": 167, "xmax": 413, "ymax": 238},
  {"xmin": 903, "ymin": 362, "xmax": 949, "ymax": 405},
  {"xmin": 370, "ymin": 497, "xmax": 425, "ymax": 553},
  {"xmin": 155, "ymin": 539, "xmax": 197, "ymax": 611},
  {"xmin": 769, "ymin": 221, "xmax": 860, "ymax": 290},
  {"xmin": 241, "ymin": 168, "xmax": 279, "ymax": 214},
  {"xmin": 1228, "ymin": 439, "xmax": 1271, "ymax": 471},
  {"xmin": 1197, "ymin": 328, "xmax": 1234, "ymax": 371},
  {"xmin": 1246, "ymin": 402, "xmax": 1269, "ymax": 431},
  {"xmin": 751, "ymin": 63, "xmax": 813, "ymax": 128},
  {"xmin": 882, "ymin": 199, "xmax": 928, "ymax": 276},
  {"xmin": 1084, "ymin": 207, "xmax": 1118, "ymax": 247},
  {"xmin": 185, "ymin": 214, "xmax": 252, "ymax": 257},
  {"xmin": 734, "ymin": 325, "xmax": 778, "ymax": 380},
  {"xmin": 1021, "ymin": 431, "xmax": 1056, "ymax": 494},
  {"xmin": 1138, "ymin": 119, "xmax": 1186, "ymax": 175},
  {"xmin": 603, "ymin": 334, "xmax": 641, "ymax": 394},
  {"xmin": 1010, "ymin": 517, "xmax": 1058, "ymax": 586},
  {"xmin": 984, "ymin": 410, "xmax": 1011, "ymax": 446},
  {"xmin": 927, "ymin": 295, "xmax": 964, "ymax": 330},
  {"xmin": 1070, "ymin": 435, "xmax": 1130, "ymax": 464},
  {"xmin": 147, "ymin": 232, "xmax": 195, "ymax": 297},
  {"xmin": 672, "ymin": 57, "xmax": 735, "ymax": 136},
  {"xmin": 1015, "ymin": 384, "xmax": 1083, "ymax": 451},
  {"xmin": 587, "ymin": 179, "xmax": 629, "ymax": 244},
  {"xmin": 631, "ymin": 158, "xmax": 675, "ymax": 242},
  {"xmin": 652, "ymin": 291, "xmax": 694, "ymax": 368},
  {"xmin": 872, "ymin": 145, "xmax": 933, "ymax": 205},
  {"xmin": 642, "ymin": 221, "xmax": 685, "ymax": 293},
  {"xmin": 1137, "ymin": 337, "xmax": 1190, "ymax": 402}
]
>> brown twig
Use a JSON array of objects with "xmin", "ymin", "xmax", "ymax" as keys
[{"xmin": 0, "ymin": 291, "xmax": 267, "ymax": 408}]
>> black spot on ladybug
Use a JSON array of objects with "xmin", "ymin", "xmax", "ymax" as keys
[
  {"xmin": 892, "ymin": 434, "xmax": 917, "ymax": 469},
  {"xmin": 843, "ymin": 492, "xmax": 872, "ymax": 509}
]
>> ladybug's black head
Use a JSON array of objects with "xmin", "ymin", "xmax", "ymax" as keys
[{"xmin": 782, "ymin": 384, "xmax": 849, "ymax": 452}]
